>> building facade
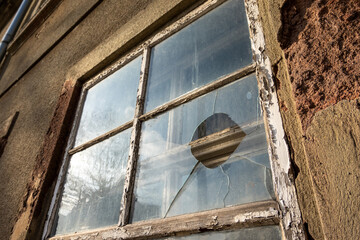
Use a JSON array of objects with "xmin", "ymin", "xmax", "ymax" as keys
[{"xmin": 0, "ymin": 0, "xmax": 359, "ymax": 239}]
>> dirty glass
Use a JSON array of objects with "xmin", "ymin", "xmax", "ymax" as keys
[
  {"xmin": 54, "ymin": 129, "xmax": 132, "ymax": 235},
  {"xmin": 74, "ymin": 56, "xmax": 141, "ymax": 146},
  {"xmin": 144, "ymin": 0, "xmax": 252, "ymax": 112},
  {"xmin": 161, "ymin": 226, "xmax": 282, "ymax": 240},
  {"xmin": 132, "ymin": 75, "xmax": 274, "ymax": 222}
]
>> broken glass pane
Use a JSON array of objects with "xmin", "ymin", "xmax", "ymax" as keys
[
  {"xmin": 145, "ymin": 0, "xmax": 252, "ymax": 112},
  {"xmin": 132, "ymin": 75, "xmax": 275, "ymax": 223},
  {"xmin": 54, "ymin": 129, "xmax": 132, "ymax": 235},
  {"xmin": 161, "ymin": 225, "xmax": 282, "ymax": 240},
  {"xmin": 74, "ymin": 56, "xmax": 141, "ymax": 146}
]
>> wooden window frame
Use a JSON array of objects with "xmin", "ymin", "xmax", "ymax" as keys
[{"xmin": 43, "ymin": 0, "xmax": 305, "ymax": 239}]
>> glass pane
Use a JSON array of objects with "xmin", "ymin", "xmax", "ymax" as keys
[
  {"xmin": 132, "ymin": 75, "xmax": 274, "ymax": 222},
  {"xmin": 145, "ymin": 0, "xmax": 252, "ymax": 112},
  {"xmin": 161, "ymin": 226, "xmax": 282, "ymax": 240},
  {"xmin": 75, "ymin": 56, "xmax": 142, "ymax": 146},
  {"xmin": 54, "ymin": 129, "xmax": 132, "ymax": 235}
]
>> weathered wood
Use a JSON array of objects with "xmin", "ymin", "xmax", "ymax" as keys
[
  {"xmin": 140, "ymin": 63, "xmax": 256, "ymax": 122},
  {"xmin": 119, "ymin": 48, "xmax": 151, "ymax": 226},
  {"xmin": 135, "ymin": 48, "xmax": 150, "ymax": 118},
  {"xmin": 244, "ymin": 0, "xmax": 305, "ymax": 239},
  {"xmin": 42, "ymin": 82, "xmax": 88, "ymax": 239},
  {"xmin": 49, "ymin": 200, "xmax": 280, "ymax": 240},
  {"xmin": 147, "ymin": 0, "xmax": 227, "ymax": 47},
  {"xmin": 119, "ymin": 118, "xmax": 142, "ymax": 226},
  {"xmin": 43, "ymin": 0, "xmax": 305, "ymax": 239},
  {"xmin": 68, "ymin": 120, "xmax": 133, "ymax": 155}
]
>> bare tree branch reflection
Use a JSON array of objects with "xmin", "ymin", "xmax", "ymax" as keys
[{"xmin": 55, "ymin": 130, "xmax": 131, "ymax": 234}]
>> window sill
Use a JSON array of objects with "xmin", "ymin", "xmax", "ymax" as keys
[{"xmin": 48, "ymin": 200, "xmax": 279, "ymax": 240}]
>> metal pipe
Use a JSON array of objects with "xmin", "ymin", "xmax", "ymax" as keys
[{"xmin": 0, "ymin": 0, "xmax": 33, "ymax": 63}]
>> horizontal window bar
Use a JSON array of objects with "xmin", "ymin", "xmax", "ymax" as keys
[
  {"xmin": 69, "ymin": 63, "xmax": 255, "ymax": 155},
  {"xmin": 49, "ymin": 200, "xmax": 279, "ymax": 240},
  {"xmin": 68, "ymin": 120, "xmax": 133, "ymax": 155},
  {"xmin": 140, "ymin": 63, "xmax": 256, "ymax": 122}
]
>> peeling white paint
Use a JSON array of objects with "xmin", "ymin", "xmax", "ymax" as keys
[
  {"xmin": 119, "ymin": 48, "xmax": 150, "ymax": 226},
  {"xmin": 244, "ymin": 0, "xmax": 305, "ymax": 239},
  {"xmin": 142, "ymin": 226, "xmax": 152, "ymax": 235},
  {"xmin": 234, "ymin": 208, "xmax": 279, "ymax": 223},
  {"xmin": 100, "ymin": 228, "xmax": 129, "ymax": 240}
]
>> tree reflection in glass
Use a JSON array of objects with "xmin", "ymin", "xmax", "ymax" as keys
[{"xmin": 54, "ymin": 129, "xmax": 132, "ymax": 235}]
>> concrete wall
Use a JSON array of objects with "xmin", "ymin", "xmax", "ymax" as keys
[{"xmin": 0, "ymin": 0, "xmax": 358, "ymax": 239}]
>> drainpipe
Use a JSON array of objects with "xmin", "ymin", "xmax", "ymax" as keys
[{"xmin": 0, "ymin": 0, "xmax": 32, "ymax": 63}]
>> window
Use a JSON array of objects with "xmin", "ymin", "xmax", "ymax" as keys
[{"xmin": 44, "ymin": 0, "xmax": 304, "ymax": 239}]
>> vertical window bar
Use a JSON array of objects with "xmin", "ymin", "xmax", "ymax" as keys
[
  {"xmin": 119, "ymin": 47, "xmax": 151, "ymax": 225},
  {"xmin": 243, "ymin": 0, "xmax": 305, "ymax": 239},
  {"xmin": 135, "ymin": 47, "xmax": 151, "ymax": 118}
]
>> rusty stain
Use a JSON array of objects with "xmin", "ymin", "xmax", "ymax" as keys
[
  {"xmin": 50, "ymin": 201, "xmax": 279, "ymax": 239},
  {"xmin": 11, "ymin": 79, "xmax": 80, "ymax": 240},
  {"xmin": 278, "ymin": 0, "xmax": 360, "ymax": 131},
  {"xmin": 234, "ymin": 208, "xmax": 279, "ymax": 223}
]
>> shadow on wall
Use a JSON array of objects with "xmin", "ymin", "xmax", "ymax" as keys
[
  {"xmin": 0, "ymin": 54, "xmax": 11, "ymax": 86},
  {"xmin": 0, "ymin": 111, "xmax": 19, "ymax": 157},
  {"xmin": 277, "ymin": 0, "xmax": 313, "ymax": 49}
]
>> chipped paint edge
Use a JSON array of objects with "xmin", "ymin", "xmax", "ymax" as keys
[
  {"xmin": 244, "ymin": 0, "xmax": 305, "ymax": 239},
  {"xmin": 48, "ymin": 201, "xmax": 279, "ymax": 240}
]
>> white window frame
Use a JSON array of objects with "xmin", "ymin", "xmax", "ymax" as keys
[{"xmin": 43, "ymin": 0, "xmax": 305, "ymax": 239}]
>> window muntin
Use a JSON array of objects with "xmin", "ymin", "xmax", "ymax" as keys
[
  {"xmin": 132, "ymin": 76, "xmax": 274, "ymax": 222},
  {"xmin": 144, "ymin": 0, "xmax": 252, "ymax": 112},
  {"xmin": 45, "ymin": 0, "xmax": 303, "ymax": 238},
  {"xmin": 74, "ymin": 56, "xmax": 142, "ymax": 146}
]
